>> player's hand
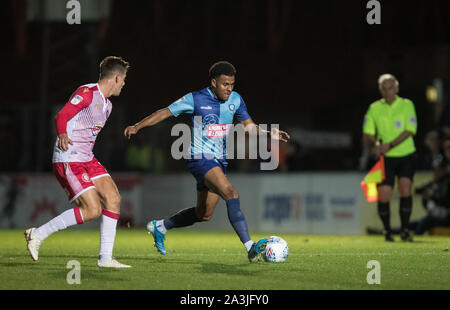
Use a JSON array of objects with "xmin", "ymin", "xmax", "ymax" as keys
[
  {"xmin": 58, "ymin": 133, "xmax": 73, "ymax": 152},
  {"xmin": 270, "ymin": 128, "xmax": 290, "ymax": 142},
  {"xmin": 124, "ymin": 125, "xmax": 138, "ymax": 139}
]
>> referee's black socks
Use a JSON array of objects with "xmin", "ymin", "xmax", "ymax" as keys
[
  {"xmin": 377, "ymin": 202, "xmax": 391, "ymax": 233},
  {"xmin": 399, "ymin": 196, "xmax": 413, "ymax": 231}
]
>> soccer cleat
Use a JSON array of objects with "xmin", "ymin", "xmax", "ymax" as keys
[
  {"xmin": 147, "ymin": 220, "xmax": 167, "ymax": 255},
  {"xmin": 400, "ymin": 229, "xmax": 413, "ymax": 242},
  {"xmin": 24, "ymin": 228, "xmax": 43, "ymax": 261},
  {"xmin": 384, "ymin": 231, "xmax": 394, "ymax": 242},
  {"xmin": 247, "ymin": 238, "xmax": 267, "ymax": 263},
  {"xmin": 97, "ymin": 258, "xmax": 131, "ymax": 268}
]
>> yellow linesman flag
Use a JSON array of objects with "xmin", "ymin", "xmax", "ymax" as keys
[{"xmin": 360, "ymin": 156, "xmax": 385, "ymax": 202}]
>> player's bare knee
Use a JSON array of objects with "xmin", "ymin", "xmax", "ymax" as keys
[
  {"xmin": 222, "ymin": 184, "xmax": 239, "ymax": 200},
  {"xmin": 90, "ymin": 206, "xmax": 103, "ymax": 219},
  {"xmin": 112, "ymin": 193, "xmax": 122, "ymax": 208},
  {"xmin": 80, "ymin": 204, "xmax": 102, "ymax": 221},
  {"xmin": 106, "ymin": 193, "xmax": 122, "ymax": 212}
]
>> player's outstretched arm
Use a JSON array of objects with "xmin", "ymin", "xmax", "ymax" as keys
[
  {"xmin": 241, "ymin": 118, "xmax": 290, "ymax": 142},
  {"xmin": 124, "ymin": 107, "xmax": 173, "ymax": 139}
]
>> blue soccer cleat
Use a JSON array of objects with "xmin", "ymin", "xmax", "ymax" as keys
[
  {"xmin": 247, "ymin": 238, "xmax": 267, "ymax": 263},
  {"xmin": 147, "ymin": 220, "xmax": 167, "ymax": 255}
]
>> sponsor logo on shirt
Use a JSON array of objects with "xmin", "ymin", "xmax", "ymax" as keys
[
  {"xmin": 70, "ymin": 95, "xmax": 83, "ymax": 105},
  {"xmin": 201, "ymin": 106, "xmax": 212, "ymax": 110},
  {"xmin": 91, "ymin": 122, "xmax": 103, "ymax": 136},
  {"xmin": 206, "ymin": 124, "xmax": 231, "ymax": 138}
]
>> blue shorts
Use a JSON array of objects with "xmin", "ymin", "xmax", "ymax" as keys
[{"xmin": 186, "ymin": 158, "xmax": 228, "ymax": 191}]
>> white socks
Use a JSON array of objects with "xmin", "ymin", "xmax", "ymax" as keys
[
  {"xmin": 34, "ymin": 207, "xmax": 119, "ymax": 263},
  {"xmin": 34, "ymin": 207, "xmax": 84, "ymax": 240},
  {"xmin": 244, "ymin": 240, "xmax": 254, "ymax": 252},
  {"xmin": 99, "ymin": 209, "xmax": 119, "ymax": 263},
  {"xmin": 155, "ymin": 220, "xmax": 167, "ymax": 234}
]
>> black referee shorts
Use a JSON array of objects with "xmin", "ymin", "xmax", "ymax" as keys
[{"xmin": 380, "ymin": 153, "xmax": 416, "ymax": 187}]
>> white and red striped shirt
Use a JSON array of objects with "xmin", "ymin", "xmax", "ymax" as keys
[{"xmin": 52, "ymin": 83, "xmax": 112, "ymax": 163}]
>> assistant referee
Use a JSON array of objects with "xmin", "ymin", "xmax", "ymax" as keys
[{"xmin": 363, "ymin": 74, "xmax": 417, "ymax": 242}]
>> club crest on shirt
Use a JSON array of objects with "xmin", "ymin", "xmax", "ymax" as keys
[
  {"xmin": 202, "ymin": 114, "xmax": 220, "ymax": 129},
  {"xmin": 70, "ymin": 95, "xmax": 83, "ymax": 105},
  {"xmin": 228, "ymin": 104, "xmax": 235, "ymax": 111},
  {"xmin": 91, "ymin": 122, "xmax": 103, "ymax": 136},
  {"xmin": 395, "ymin": 120, "xmax": 402, "ymax": 129}
]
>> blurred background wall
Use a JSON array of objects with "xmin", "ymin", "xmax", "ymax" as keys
[
  {"xmin": 1, "ymin": 0, "xmax": 449, "ymax": 232},
  {"xmin": 2, "ymin": 0, "xmax": 450, "ymax": 173}
]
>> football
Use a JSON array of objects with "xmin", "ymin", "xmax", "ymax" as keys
[{"xmin": 263, "ymin": 236, "xmax": 289, "ymax": 263}]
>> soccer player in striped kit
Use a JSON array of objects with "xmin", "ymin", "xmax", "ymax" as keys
[
  {"xmin": 25, "ymin": 56, "xmax": 131, "ymax": 268},
  {"xmin": 124, "ymin": 61, "xmax": 290, "ymax": 262}
]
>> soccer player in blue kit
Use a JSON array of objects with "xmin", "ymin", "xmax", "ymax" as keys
[{"xmin": 124, "ymin": 61, "xmax": 290, "ymax": 262}]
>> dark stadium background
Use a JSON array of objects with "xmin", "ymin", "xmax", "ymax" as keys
[{"xmin": 2, "ymin": 0, "xmax": 450, "ymax": 174}]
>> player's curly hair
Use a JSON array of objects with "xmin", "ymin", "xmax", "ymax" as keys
[
  {"xmin": 99, "ymin": 56, "xmax": 130, "ymax": 80},
  {"xmin": 209, "ymin": 61, "xmax": 236, "ymax": 79}
]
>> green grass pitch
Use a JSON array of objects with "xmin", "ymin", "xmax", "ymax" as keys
[{"xmin": 1, "ymin": 229, "xmax": 450, "ymax": 290}]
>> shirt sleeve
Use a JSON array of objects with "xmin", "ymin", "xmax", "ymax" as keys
[
  {"xmin": 167, "ymin": 93, "xmax": 194, "ymax": 117},
  {"xmin": 55, "ymin": 87, "xmax": 93, "ymax": 135},
  {"xmin": 404, "ymin": 100, "xmax": 418, "ymax": 135},
  {"xmin": 362, "ymin": 106, "xmax": 376, "ymax": 135},
  {"xmin": 235, "ymin": 95, "xmax": 251, "ymax": 122}
]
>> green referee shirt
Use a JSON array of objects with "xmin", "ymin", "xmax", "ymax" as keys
[{"xmin": 363, "ymin": 95, "xmax": 417, "ymax": 157}]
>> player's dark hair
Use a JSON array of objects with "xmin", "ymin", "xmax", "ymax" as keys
[
  {"xmin": 209, "ymin": 61, "xmax": 236, "ymax": 79},
  {"xmin": 99, "ymin": 56, "xmax": 130, "ymax": 80}
]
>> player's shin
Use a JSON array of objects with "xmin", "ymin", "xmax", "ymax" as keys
[
  {"xmin": 226, "ymin": 198, "xmax": 252, "ymax": 247},
  {"xmin": 399, "ymin": 196, "xmax": 413, "ymax": 231},
  {"xmin": 34, "ymin": 207, "xmax": 84, "ymax": 240},
  {"xmin": 377, "ymin": 201, "xmax": 391, "ymax": 232},
  {"xmin": 163, "ymin": 207, "xmax": 200, "ymax": 230},
  {"xmin": 99, "ymin": 209, "xmax": 119, "ymax": 262}
]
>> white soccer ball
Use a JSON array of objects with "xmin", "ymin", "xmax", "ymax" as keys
[{"xmin": 263, "ymin": 236, "xmax": 289, "ymax": 263}]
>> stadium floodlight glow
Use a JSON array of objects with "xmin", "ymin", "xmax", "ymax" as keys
[{"xmin": 426, "ymin": 86, "xmax": 438, "ymax": 103}]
